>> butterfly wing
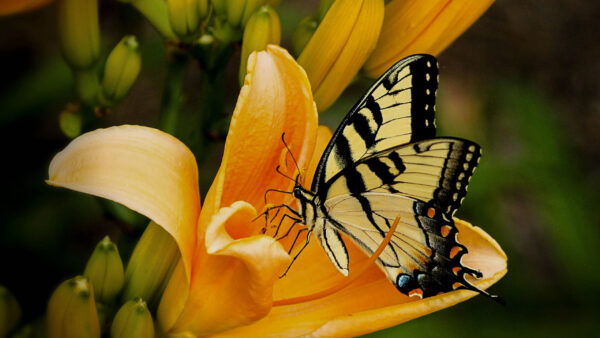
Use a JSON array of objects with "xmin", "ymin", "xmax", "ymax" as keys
[
  {"xmin": 318, "ymin": 138, "xmax": 490, "ymax": 297},
  {"xmin": 311, "ymin": 54, "xmax": 439, "ymax": 193}
]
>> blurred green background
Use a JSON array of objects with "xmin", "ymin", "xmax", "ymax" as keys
[{"xmin": 1, "ymin": 0, "xmax": 599, "ymax": 337}]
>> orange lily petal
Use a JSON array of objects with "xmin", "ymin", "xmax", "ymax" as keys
[
  {"xmin": 203, "ymin": 44, "xmax": 318, "ymax": 226},
  {"xmin": 0, "ymin": 0, "xmax": 53, "ymax": 16},
  {"xmin": 363, "ymin": 0, "xmax": 495, "ymax": 78},
  {"xmin": 159, "ymin": 201, "xmax": 291, "ymax": 335},
  {"xmin": 47, "ymin": 125, "xmax": 200, "ymax": 281},
  {"xmin": 219, "ymin": 219, "xmax": 506, "ymax": 337}
]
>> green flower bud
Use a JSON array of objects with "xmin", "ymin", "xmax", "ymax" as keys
[
  {"xmin": 119, "ymin": 0, "xmax": 175, "ymax": 39},
  {"xmin": 59, "ymin": 104, "xmax": 82, "ymax": 139},
  {"xmin": 239, "ymin": 5, "xmax": 281, "ymax": 84},
  {"xmin": 212, "ymin": 0, "xmax": 228, "ymax": 18},
  {"xmin": 167, "ymin": 0, "xmax": 205, "ymax": 42},
  {"xmin": 99, "ymin": 36, "xmax": 142, "ymax": 106},
  {"xmin": 317, "ymin": 0, "xmax": 335, "ymax": 22},
  {"xmin": 0, "ymin": 285, "xmax": 21, "ymax": 337},
  {"xmin": 111, "ymin": 298, "xmax": 154, "ymax": 338},
  {"xmin": 122, "ymin": 222, "xmax": 180, "ymax": 310},
  {"xmin": 198, "ymin": 0, "xmax": 209, "ymax": 19},
  {"xmin": 292, "ymin": 16, "xmax": 318, "ymax": 57},
  {"xmin": 47, "ymin": 276, "xmax": 100, "ymax": 338},
  {"xmin": 57, "ymin": 0, "xmax": 100, "ymax": 69},
  {"xmin": 83, "ymin": 236, "xmax": 125, "ymax": 305},
  {"xmin": 226, "ymin": 0, "xmax": 246, "ymax": 28}
]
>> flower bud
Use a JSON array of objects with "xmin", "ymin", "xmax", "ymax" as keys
[
  {"xmin": 111, "ymin": 298, "xmax": 154, "ymax": 338},
  {"xmin": 0, "ymin": 285, "xmax": 21, "ymax": 337},
  {"xmin": 119, "ymin": 0, "xmax": 175, "ymax": 39},
  {"xmin": 291, "ymin": 16, "xmax": 318, "ymax": 57},
  {"xmin": 167, "ymin": 0, "xmax": 206, "ymax": 42},
  {"xmin": 363, "ymin": 0, "xmax": 495, "ymax": 78},
  {"xmin": 59, "ymin": 104, "xmax": 82, "ymax": 139},
  {"xmin": 122, "ymin": 222, "xmax": 180, "ymax": 310},
  {"xmin": 57, "ymin": 0, "xmax": 100, "ymax": 69},
  {"xmin": 83, "ymin": 236, "xmax": 125, "ymax": 305},
  {"xmin": 298, "ymin": 0, "xmax": 384, "ymax": 111},
  {"xmin": 239, "ymin": 5, "xmax": 281, "ymax": 84},
  {"xmin": 47, "ymin": 276, "xmax": 100, "ymax": 338},
  {"xmin": 222, "ymin": 0, "xmax": 276, "ymax": 28},
  {"xmin": 99, "ymin": 36, "xmax": 141, "ymax": 106}
]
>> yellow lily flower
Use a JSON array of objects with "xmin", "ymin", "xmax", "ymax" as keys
[
  {"xmin": 363, "ymin": 0, "xmax": 495, "ymax": 78},
  {"xmin": 48, "ymin": 45, "xmax": 506, "ymax": 336},
  {"xmin": 0, "ymin": 0, "xmax": 52, "ymax": 16},
  {"xmin": 298, "ymin": 0, "xmax": 384, "ymax": 112}
]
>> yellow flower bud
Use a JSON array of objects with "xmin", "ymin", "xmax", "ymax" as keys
[
  {"xmin": 99, "ymin": 36, "xmax": 142, "ymax": 106},
  {"xmin": 0, "ymin": 285, "xmax": 21, "ymax": 337},
  {"xmin": 221, "ymin": 0, "xmax": 276, "ymax": 28},
  {"xmin": 122, "ymin": 222, "xmax": 180, "ymax": 309},
  {"xmin": 57, "ymin": 0, "xmax": 100, "ymax": 69},
  {"xmin": 111, "ymin": 298, "xmax": 154, "ymax": 338},
  {"xmin": 83, "ymin": 236, "xmax": 125, "ymax": 305},
  {"xmin": 291, "ymin": 16, "xmax": 318, "ymax": 57},
  {"xmin": 167, "ymin": 0, "xmax": 205, "ymax": 42},
  {"xmin": 47, "ymin": 276, "xmax": 100, "ymax": 338},
  {"xmin": 239, "ymin": 5, "xmax": 281, "ymax": 84},
  {"xmin": 59, "ymin": 104, "xmax": 82, "ymax": 139},
  {"xmin": 363, "ymin": 0, "xmax": 495, "ymax": 78},
  {"xmin": 298, "ymin": 0, "xmax": 384, "ymax": 112}
]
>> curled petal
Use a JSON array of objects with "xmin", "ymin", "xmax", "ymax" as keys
[
  {"xmin": 48, "ymin": 125, "xmax": 200, "ymax": 280},
  {"xmin": 220, "ymin": 219, "xmax": 506, "ymax": 337},
  {"xmin": 160, "ymin": 201, "xmax": 291, "ymax": 335},
  {"xmin": 363, "ymin": 0, "xmax": 495, "ymax": 78},
  {"xmin": 299, "ymin": 0, "xmax": 384, "ymax": 111},
  {"xmin": 202, "ymin": 45, "xmax": 318, "ymax": 228}
]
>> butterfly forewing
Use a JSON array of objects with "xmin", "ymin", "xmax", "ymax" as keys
[{"xmin": 312, "ymin": 55, "xmax": 439, "ymax": 192}]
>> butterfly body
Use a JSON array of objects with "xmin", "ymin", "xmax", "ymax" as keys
[{"xmin": 285, "ymin": 54, "xmax": 499, "ymax": 301}]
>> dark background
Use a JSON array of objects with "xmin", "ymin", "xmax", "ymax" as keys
[{"xmin": 1, "ymin": 0, "xmax": 599, "ymax": 336}]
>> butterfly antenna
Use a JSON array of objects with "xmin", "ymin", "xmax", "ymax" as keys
[
  {"xmin": 276, "ymin": 165, "xmax": 296, "ymax": 182},
  {"xmin": 281, "ymin": 133, "xmax": 301, "ymax": 178}
]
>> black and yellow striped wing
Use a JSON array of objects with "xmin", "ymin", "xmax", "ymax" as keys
[
  {"xmin": 311, "ymin": 54, "xmax": 438, "ymax": 193},
  {"xmin": 320, "ymin": 138, "xmax": 487, "ymax": 297}
]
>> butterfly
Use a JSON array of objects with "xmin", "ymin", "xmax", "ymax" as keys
[{"xmin": 273, "ymin": 54, "xmax": 501, "ymax": 302}]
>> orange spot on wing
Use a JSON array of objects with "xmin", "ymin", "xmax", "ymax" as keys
[
  {"xmin": 452, "ymin": 282, "xmax": 463, "ymax": 290},
  {"xmin": 449, "ymin": 246, "xmax": 462, "ymax": 259},
  {"xmin": 452, "ymin": 266, "xmax": 461, "ymax": 275},
  {"xmin": 427, "ymin": 207, "xmax": 436, "ymax": 218},
  {"xmin": 440, "ymin": 225, "xmax": 452, "ymax": 237},
  {"xmin": 408, "ymin": 288, "xmax": 424, "ymax": 298}
]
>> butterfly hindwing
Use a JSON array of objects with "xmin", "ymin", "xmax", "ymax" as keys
[
  {"xmin": 312, "ymin": 55, "xmax": 439, "ymax": 192},
  {"xmin": 319, "ymin": 138, "xmax": 483, "ymax": 297}
]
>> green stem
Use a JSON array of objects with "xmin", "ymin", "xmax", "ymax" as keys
[{"xmin": 158, "ymin": 49, "xmax": 190, "ymax": 135}]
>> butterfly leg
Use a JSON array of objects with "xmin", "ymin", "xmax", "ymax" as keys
[
  {"xmin": 280, "ymin": 228, "xmax": 311, "ymax": 278},
  {"xmin": 274, "ymin": 214, "xmax": 303, "ymax": 238}
]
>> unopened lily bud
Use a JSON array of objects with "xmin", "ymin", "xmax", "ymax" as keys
[
  {"xmin": 122, "ymin": 222, "xmax": 180, "ymax": 309},
  {"xmin": 167, "ymin": 0, "xmax": 204, "ymax": 42},
  {"xmin": 83, "ymin": 236, "xmax": 125, "ymax": 305},
  {"xmin": 0, "ymin": 285, "xmax": 21, "ymax": 337},
  {"xmin": 119, "ymin": 0, "xmax": 175, "ymax": 38},
  {"xmin": 57, "ymin": 0, "xmax": 100, "ymax": 69},
  {"xmin": 239, "ymin": 5, "xmax": 281, "ymax": 84},
  {"xmin": 111, "ymin": 298, "xmax": 154, "ymax": 338},
  {"xmin": 212, "ymin": 0, "xmax": 227, "ymax": 18},
  {"xmin": 59, "ymin": 104, "xmax": 82, "ymax": 139},
  {"xmin": 47, "ymin": 276, "xmax": 100, "ymax": 338},
  {"xmin": 198, "ymin": 0, "xmax": 209, "ymax": 19},
  {"xmin": 99, "ymin": 36, "xmax": 141, "ymax": 106},
  {"xmin": 317, "ymin": 0, "xmax": 335, "ymax": 21},
  {"xmin": 291, "ymin": 16, "xmax": 318, "ymax": 57}
]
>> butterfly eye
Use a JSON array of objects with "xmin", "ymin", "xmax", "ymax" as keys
[{"xmin": 293, "ymin": 187, "xmax": 302, "ymax": 199}]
